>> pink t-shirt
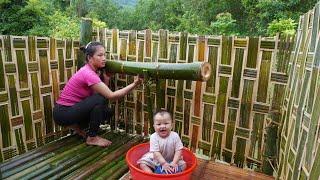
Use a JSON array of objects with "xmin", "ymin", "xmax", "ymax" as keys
[{"xmin": 56, "ymin": 64, "xmax": 101, "ymax": 106}]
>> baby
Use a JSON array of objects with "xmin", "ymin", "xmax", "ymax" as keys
[{"xmin": 138, "ymin": 110, "xmax": 186, "ymax": 174}]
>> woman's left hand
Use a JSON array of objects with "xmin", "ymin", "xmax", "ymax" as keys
[
  {"xmin": 133, "ymin": 75, "xmax": 144, "ymax": 86},
  {"xmin": 102, "ymin": 72, "xmax": 113, "ymax": 86}
]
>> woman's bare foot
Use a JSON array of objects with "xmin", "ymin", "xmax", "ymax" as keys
[
  {"xmin": 67, "ymin": 125, "xmax": 86, "ymax": 138},
  {"xmin": 86, "ymin": 136, "xmax": 112, "ymax": 147}
]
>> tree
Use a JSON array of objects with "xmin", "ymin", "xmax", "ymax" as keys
[
  {"xmin": 0, "ymin": 1, "xmax": 41, "ymax": 35},
  {"xmin": 176, "ymin": 11, "xmax": 209, "ymax": 35},
  {"xmin": 210, "ymin": 12, "xmax": 237, "ymax": 36},
  {"xmin": 267, "ymin": 18, "xmax": 297, "ymax": 36}
]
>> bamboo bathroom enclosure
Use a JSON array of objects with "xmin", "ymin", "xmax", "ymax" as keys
[{"xmin": 0, "ymin": 2, "xmax": 319, "ymax": 179}]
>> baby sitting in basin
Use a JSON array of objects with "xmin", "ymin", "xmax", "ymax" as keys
[{"xmin": 137, "ymin": 110, "xmax": 186, "ymax": 174}]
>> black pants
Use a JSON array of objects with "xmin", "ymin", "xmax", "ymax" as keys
[{"xmin": 53, "ymin": 94, "xmax": 112, "ymax": 137}]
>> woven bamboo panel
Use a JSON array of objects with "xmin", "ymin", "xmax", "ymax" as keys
[
  {"xmin": 278, "ymin": 2, "xmax": 320, "ymax": 179},
  {"xmin": 0, "ymin": 36, "xmax": 79, "ymax": 161},
  {"xmin": 93, "ymin": 28, "xmax": 293, "ymax": 174}
]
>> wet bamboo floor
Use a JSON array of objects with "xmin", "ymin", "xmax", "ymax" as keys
[
  {"xmin": 0, "ymin": 131, "xmax": 144, "ymax": 180},
  {"xmin": 121, "ymin": 158, "xmax": 275, "ymax": 180}
]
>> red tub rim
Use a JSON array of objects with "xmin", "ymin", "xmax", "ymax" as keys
[{"xmin": 126, "ymin": 142, "xmax": 197, "ymax": 178}]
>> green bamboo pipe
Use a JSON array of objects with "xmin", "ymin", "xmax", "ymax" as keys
[{"xmin": 105, "ymin": 61, "xmax": 212, "ymax": 81}]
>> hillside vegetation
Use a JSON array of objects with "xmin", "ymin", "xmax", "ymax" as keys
[{"xmin": 0, "ymin": 0, "xmax": 318, "ymax": 38}]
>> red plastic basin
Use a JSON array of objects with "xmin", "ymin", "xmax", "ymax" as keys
[{"xmin": 126, "ymin": 143, "xmax": 197, "ymax": 180}]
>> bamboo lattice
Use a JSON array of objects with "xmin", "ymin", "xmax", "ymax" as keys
[
  {"xmin": 0, "ymin": 36, "xmax": 79, "ymax": 161},
  {"xmin": 278, "ymin": 2, "xmax": 320, "ymax": 179},
  {"xmin": 93, "ymin": 28, "xmax": 294, "ymax": 174}
]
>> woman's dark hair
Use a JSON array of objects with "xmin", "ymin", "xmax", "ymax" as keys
[{"xmin": 79, "ymin": 41, "xmax": 104, "ymax": 62}]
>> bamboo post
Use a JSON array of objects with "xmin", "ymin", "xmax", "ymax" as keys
[
  {"xmin": 78, "ymin": 17, "xmax": 92, "ymax": 69},
  {"xmin": 143, "ymin": 72, "xmax": 154, "ymax": 134}
]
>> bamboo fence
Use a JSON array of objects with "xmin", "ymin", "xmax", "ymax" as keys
[
  {"xmin": 92, "ymin": 27, "xmax": 293, "ymax": 175},
  {"xmin": 2, "ymin": 2, "xmax": 320, "ymax": 177},
  {"xmin": 0, "ymin": 30, "xmax": 294, "ymax": 176},
  {"xmin": 0, "ymin": 36, "xmax": 79, "ymax": 161},
  {"xmin": 278, "ymin": 2, "xmax": 320, "ymax": 179}
]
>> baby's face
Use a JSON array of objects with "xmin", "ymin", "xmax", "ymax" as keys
[{"xmin": 153, "ymin": 114, "xmax": 172, "ymax": 138}]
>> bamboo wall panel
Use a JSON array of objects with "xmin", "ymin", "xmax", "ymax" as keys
[
  {"xmin": 93, "ymin": 28, "xmax": 293, "ymax": 175},
  {"xmin": 0, "ymin": 36, "xmax": 79, "ymax": 162},
  {"xmin": 278, "ymin": 2, "xmax": 320, "ymax": 179}
]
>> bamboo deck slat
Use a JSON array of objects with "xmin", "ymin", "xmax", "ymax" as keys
[{"xmin": 0, "ymin": 131, "xmax": 144, "ymax": 179}]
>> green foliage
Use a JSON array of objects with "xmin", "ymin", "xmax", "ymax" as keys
[
  {"xmin": 0, "ymin": 0, "xmax": 10, "ymax": 5},
  {"xmin": 0, "ymin": 0, "xmax": 319, "ymax": 37},
  {"xmin": 267, "ymin": 18, "xmax": 297, "ymax": 36},
  {"xmin": 48, "ymin": 11, "xmax": 80, "ymax": 39},
  {"xmin": 86, "ymin": 0, "xmax": 119, "ymax": 28},
  {"xmin": 92, "ymin": 18, "xmax": 107, "ymax": 28},
  {"xmin": 176, "ymin": 11, "xmax": 209, "ymax": 35},
  {"xmin": 210, "ymin": 12, "xmax": 237, "ymax": 36},
  {"xmin": 0, "ymin": 2, "xmax": 40, "ymax": 35},
  {"xmin": 130, "ymin": 0, "xmax": 184, "ymax": 31}
]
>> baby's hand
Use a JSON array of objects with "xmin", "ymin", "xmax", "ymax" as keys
[
  {"xmin": 162, "ymin": 162, "xmax": 174, "ymax": 174},
  {"xmin": 169, "ymin": 162, "xmax": 179, "ymax": 173}
]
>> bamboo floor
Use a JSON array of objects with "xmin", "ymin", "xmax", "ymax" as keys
[
  {"xmin": 0, "ymin": 131, "xmax": 144, "ymax": 180},
  {"xmin": 121, "ymin": 158, "xmax": 275, "ymax": 180},
  {"xmin": 0, "ymin": 130, "xmax": 274, "ymax": 180}
]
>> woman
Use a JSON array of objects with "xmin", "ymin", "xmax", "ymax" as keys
[{"xmin": 53, "ymin": 41, "xmax": 142, "ymax": 147}]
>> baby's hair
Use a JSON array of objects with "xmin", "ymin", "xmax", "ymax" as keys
[
  {"xmin": 153, "ymin": 109, "xmax": 172, "ymax": 121},
  {"xmin": 79, "ymin": 41, "xmax": 104, "ymax": 62}
]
